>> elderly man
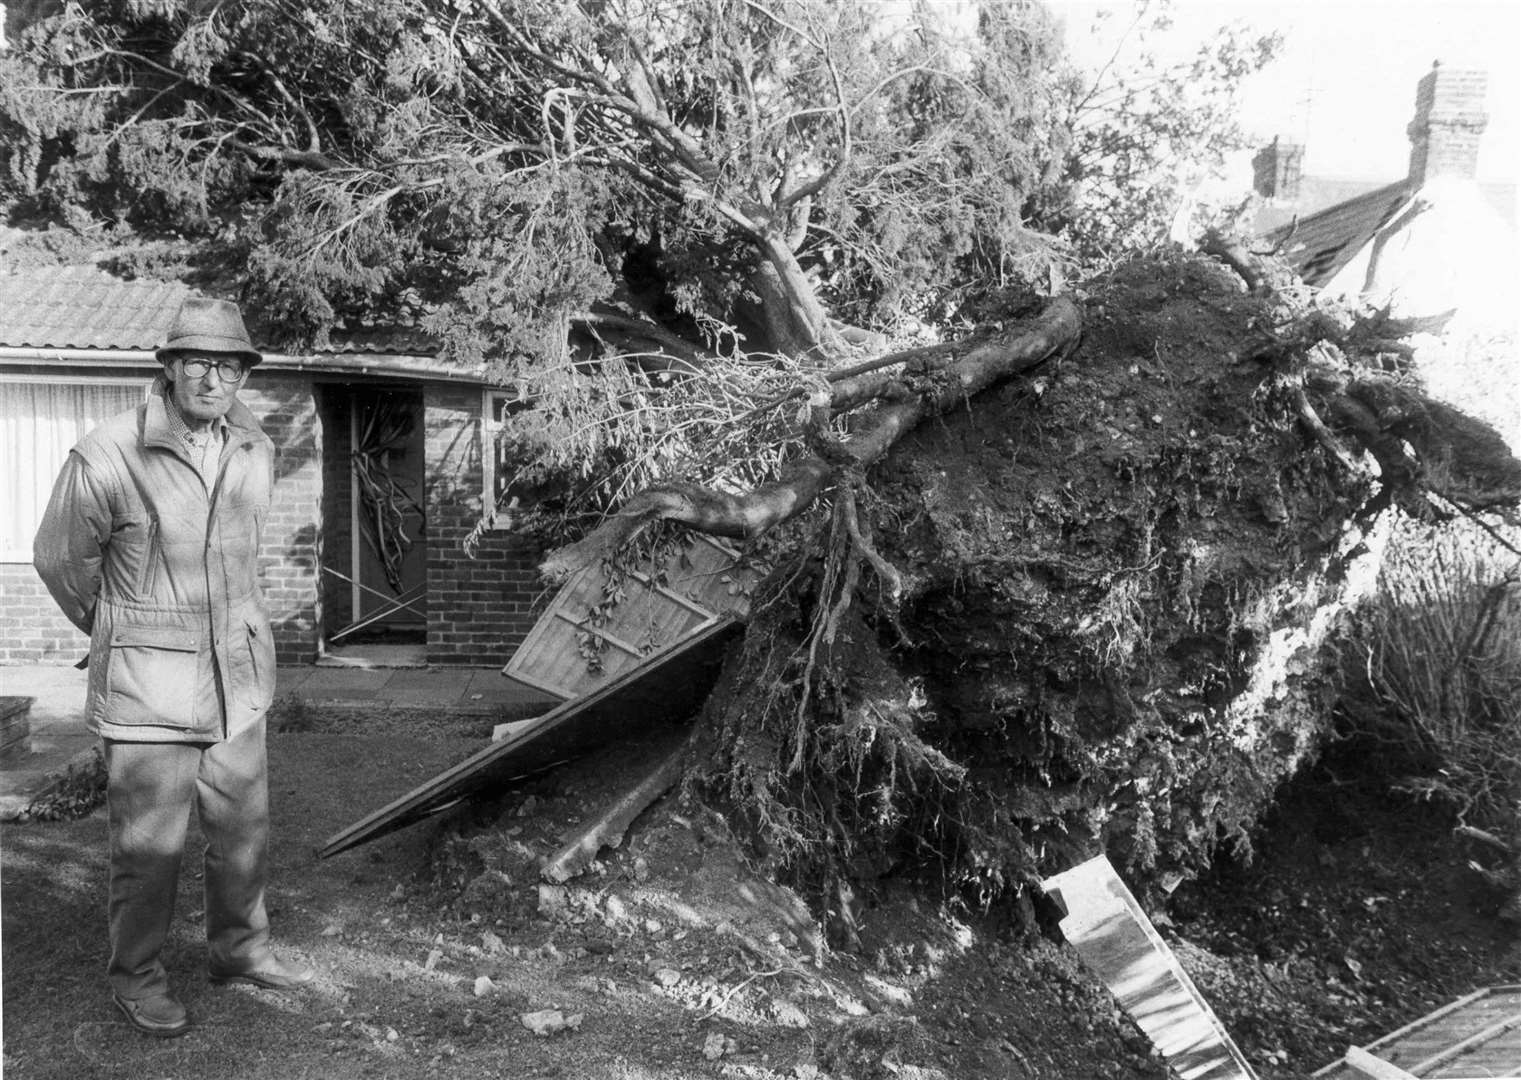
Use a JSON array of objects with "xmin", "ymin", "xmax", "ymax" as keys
[{"xmin": 34, "ymin": 297, "xmax": 313, "ymax": 1038}]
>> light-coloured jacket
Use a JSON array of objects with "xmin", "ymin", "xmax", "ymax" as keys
[{"xmin": 33, "ymin": 377, "xmax": 277, "ymax": 743}]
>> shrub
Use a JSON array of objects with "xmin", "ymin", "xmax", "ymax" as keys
[{"xmin": 1338, "ymin": 512, "xmax": 1521, "ymax": 855}]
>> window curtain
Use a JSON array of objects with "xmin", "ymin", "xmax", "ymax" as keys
[{"xmin": 1, "ymin": 382, "xmax": 144, "ymax": 561}]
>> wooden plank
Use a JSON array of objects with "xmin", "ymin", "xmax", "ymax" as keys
[
  {"xmin": 1313, "ymin": 987, "xmax": 1521, "ymax": 1079},
  {"xmin": 1343, "ymin": 1047, "xmax": 1419, "ymax": 1080},
  {"xmin": 551, "ymin": 610, "xmax": 647, "ymax": 660},
  {"xmin": 319, "ymin": 617, "xmax": 743, "ymax": 859},
  {"xmin": 1042, "ymin": 855, "xmax": 1259, "ymax": 1080},
  {"xmin": 1314, "ymin": 991, "xmax": 1492, "ymax": 1077},
  {"xmin": 1407, "ymin": 1004, "xmax": 1521, "ymax": 1076},
  {"xmin": 541, "ymin": 735, "xmax": 687, "ymax": 884},
  {"xmin": 504, "ymin": 534, "xmax": 760, "ymax": 701}
]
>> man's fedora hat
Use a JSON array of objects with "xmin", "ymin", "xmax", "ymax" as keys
[{"xmin": 156, "ymin": 298, "xmax": 263, "ymax": 367}]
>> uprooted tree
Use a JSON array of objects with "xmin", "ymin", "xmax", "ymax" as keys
[
  {"xmin": 554, "ymin": 245, "xmax": 1521, "ymax": 923},
  {"xmin": 5, "ymin": 0, "xmax": 1517, "ymax": 917}
]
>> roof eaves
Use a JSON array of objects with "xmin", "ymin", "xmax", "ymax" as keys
[{"xmin": 0, "ymin": 345, "xmax": 486, "ymax": 384}]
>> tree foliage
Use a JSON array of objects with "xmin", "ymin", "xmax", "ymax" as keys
[
  {"xmin": 1035, "ymin": 0, "xmax": 1282, "ymax": 261},
  {"xmin": 2, "ymin": 0, "xmax": 1077, "ymax": 516},
  {"xmin": 1, "ymin": 0, "xmax": 1288, "ymax": 531}
]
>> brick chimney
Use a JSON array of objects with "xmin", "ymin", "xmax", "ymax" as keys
[
  {"xmin": 1252, "ymin": 136, "xmax": 1304, "ymax": 201},
  {"xmin": 1406, "ymin": 62, "xmax": 1488, "ymax": 184}
]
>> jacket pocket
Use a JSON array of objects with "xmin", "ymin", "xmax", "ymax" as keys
[
  {"xmin": 244, "ymin": 617, "xmax": 276, "ymax": 713},
  {"xmin": 105, "ymin": 626, "xmax": 200, "ymax": 728}
]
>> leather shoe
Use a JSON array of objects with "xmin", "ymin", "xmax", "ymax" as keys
[
  {"xmin": 208, "ymin": 954, "xmax": 315, "ymax": 991},
  {"xmin": 113, "ymin": 991, "xmax": 191, "ymax": 1038}
]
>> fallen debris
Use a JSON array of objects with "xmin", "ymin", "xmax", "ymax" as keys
[
  {"xmin": 702, "ymin": 1031, "xmax": 737, "ymax": 1060},
  {"xmin": 318, "ymin": 618, "xmax": 741, "ymax": 858},
  {"xmin": 1042, "ymin": 854, "xmax": 1259, "ymax": 1080},
  {"xmin": 542, "ymin": 739, "xmax": 687, "ymax": 884},
  {"xmin": 519, "ymin": 1009, "xmax": 584, "ymax": 1037}
]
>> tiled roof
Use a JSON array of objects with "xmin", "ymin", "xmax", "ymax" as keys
[
  {"xmin": 1263, "ymin": 181, "xmax": 1416, "ymax": 287},
  {"xmin": 0, "ymin": 265, "xmax": 436, "ymax": 357},
  {"xmin": 0, "ymin": 265, "xmax": 192, "ymax": 351},
  {"xmin": 1253, "ymin": 177, "xmax": 1393, "ymax": 234}
]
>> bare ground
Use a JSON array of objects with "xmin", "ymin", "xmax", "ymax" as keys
[{"xmin": 3, "ymin": 725, "xmax": 1518, "ymax": 1080}]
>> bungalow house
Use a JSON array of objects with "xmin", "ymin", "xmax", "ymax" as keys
[
  {"xmin": 1251, "ymin": 63, "xmax": 1520, "ymax": 449},
  {"xmin": 0, "ymin": 265, "xmax": 545, "ymax": 667},
  {"xmin": 1252, "ymin": 63, "xmax": 1518, "ymax": 332}
]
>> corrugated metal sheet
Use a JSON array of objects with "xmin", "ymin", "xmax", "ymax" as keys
[
  {"xmin": 504, "ymin": 534, "xmax": 759, "ymax": 701},
  {"xmin": 1042, "ymin": 856, "xmax": 1259, "ymax": 1080},
  {"xmin": 1314, "ymin": 985, "xmax": 1521, "ymax": 1079}
]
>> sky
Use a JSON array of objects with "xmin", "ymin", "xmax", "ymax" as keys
[{"xmin": 1050, "ymin": 0, "xmax": 1521, "ymax": 183}]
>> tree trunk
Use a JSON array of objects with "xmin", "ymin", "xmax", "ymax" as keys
[{"xmin": 748, "ymin": 231, "xmax": 838, "ymax": 359}]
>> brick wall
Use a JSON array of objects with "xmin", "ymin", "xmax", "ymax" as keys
[
  {"xmin": 0, "ymin": 562, "xmax": 85, "ymax": 664},
  {"xmin": 242, "ymin": 374, "xmax": 323, "ymax": 664},
  {"xmin": 423, "ymin": 384, "xmax": 547, "ymax": 665}
]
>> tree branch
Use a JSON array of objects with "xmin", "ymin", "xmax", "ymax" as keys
[{"xmin": 540, "ymin": 296, "xmax": 1081, "ymax": 582}]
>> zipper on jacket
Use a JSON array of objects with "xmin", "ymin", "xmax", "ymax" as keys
[
  {"xmin": 138, "ymin": 518, "xmax": 161, "ymax": 597},
  {"xmin": 246, "ymin": 620, "xmax": 261, "ymax": 684}
]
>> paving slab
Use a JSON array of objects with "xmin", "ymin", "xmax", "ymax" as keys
[
  {"xmin": 275, "ymin": 667, "xmax": 317, "ymax": 694},
  {"xmin": 462, "ymin": 670, "xmax": 558, "ymax": 710},
  {"xmin": 380, "ymin": 672, "xmax": 474, "ymax": 705},
  {"xmin": 293, "ymin": 668, "xmax": 389, "ymax": 700}
]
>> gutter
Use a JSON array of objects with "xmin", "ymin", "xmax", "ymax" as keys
[{"xmin": 0, "ymin": 346, "xmax": 489, "ymax": 385}]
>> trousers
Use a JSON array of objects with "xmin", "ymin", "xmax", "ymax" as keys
[{"xmin": 102, "ymin": 717, "xmax": 271, "ymax": 999}]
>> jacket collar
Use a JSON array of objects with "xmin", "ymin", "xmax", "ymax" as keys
[{"xmin": 144, "ymin": 374, "xmax": 262, "ymax": 452}]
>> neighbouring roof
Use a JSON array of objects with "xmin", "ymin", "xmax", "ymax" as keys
[
  {"xmin": 1256, "ymin": 177, "xmax": 1519, "ymax": 291},
  {"xmin": 0, "ymin": 265, "xmax": 456, "ymax": 376},
  {"xmin": 1265, "ymin": 180, "xmax": 1415, "ymax": 288}
]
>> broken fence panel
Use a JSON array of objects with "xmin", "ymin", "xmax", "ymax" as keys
[
  {"xmin": 504, "ymin": 534, "xmax": 759, "ymax": 702},
  {"xmin": 319, "ymin": 617, "xmax": 743, "ymax": 859},
  {"xmin": 1313, "ymin": 984, "xmax": 1521, "ymax": 1079}
]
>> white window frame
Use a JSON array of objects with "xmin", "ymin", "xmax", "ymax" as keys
[
  {"xmin": 0, "ymin": 374, "xmax": 152, "ymax": 562},
  {"xmin": 480, "ymin": 387, "xmax": 528, "ymax": 529}
]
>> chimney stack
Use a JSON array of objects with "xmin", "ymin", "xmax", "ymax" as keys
[
  {"xmin": 1407, "ymin": 62, "xmax": 1488, "ymax": 185},
  {"xmin": 1252, "ymin": 136, "xmax": 1304, "ymax": 201}
]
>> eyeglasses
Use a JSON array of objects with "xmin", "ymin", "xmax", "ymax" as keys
[{"xmin": 178, "ymin": 357, "xmax": 248, "ymax": 382}]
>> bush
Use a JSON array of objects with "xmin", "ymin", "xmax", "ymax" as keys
[{"xmin": 1338, "ymin": 512, "xmax": 1521, "ymax": 852}]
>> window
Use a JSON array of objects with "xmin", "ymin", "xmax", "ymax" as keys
[
  {"xmin": 481, "ymin": 387, "xmax": 530, "ymax": 528},
  {"xmin": 0, "ymin": 379, "xmax": 147, "ymax": 561}
]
